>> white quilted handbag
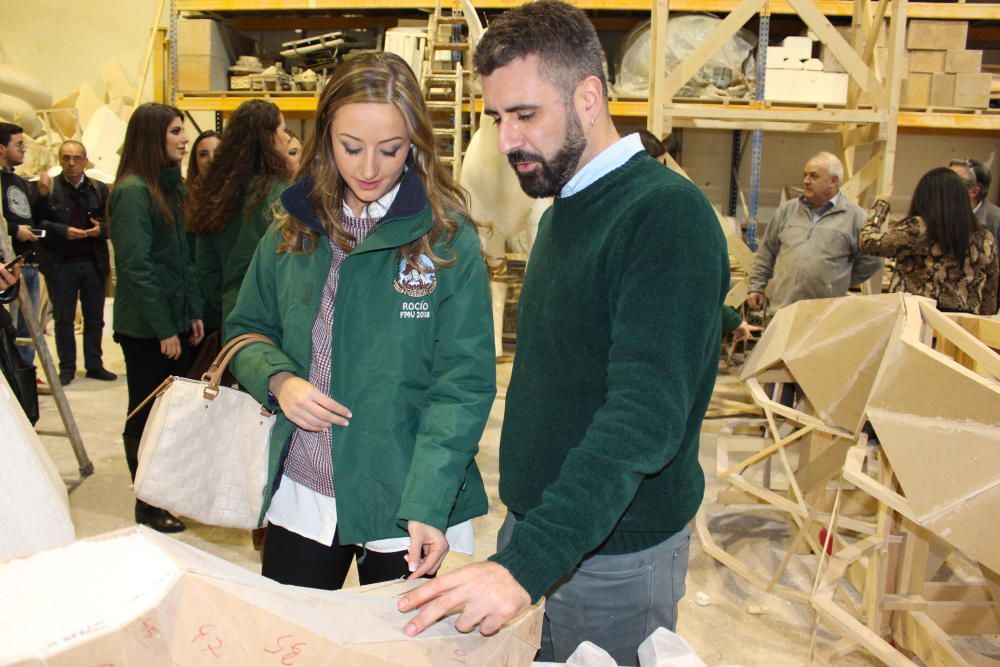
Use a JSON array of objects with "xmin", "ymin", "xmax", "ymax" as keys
[{"xmin": 132, "ymin": 334, "xmax": 275, "ymax": 529}]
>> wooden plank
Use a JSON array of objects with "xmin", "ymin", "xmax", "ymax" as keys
[
  {"xmin": 176, "ymin": 0, "xmax": 1000, "ymax": 20},
  {"xmin": 876, "ymin": 0, "xmax": 905, "ymax": 199},
  {"xmin": 663, "ymin": 104, "xmax": 885, "ymax": 124},
  {"xmin": 840, "ymin": 150, "xmax": 883, "ymax": 201},
  {"xmin": 695, "ymin": 508, "xmax": 811, "ymax": 603},
  {"xmin": 786, "ymin": 0, "xmax": 888, "ymax": 109},
  {"xmin": 920, "ymin": 301, "xmax": 1000, "ymax": 382},
  {"xmin": 720, "ymin": 424, "xmax": 816, "ymax": 478},
  {"xmin": 647, "ymin": 0, "xmax": 669, "ymax": 137},
  {"xmin": 902, "ymin": 612, "xmax": 977, "ymax": 667}
]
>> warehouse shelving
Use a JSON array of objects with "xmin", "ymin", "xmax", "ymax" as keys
[{"xmin": 176, "ymin": 0, "xmax": 1000, "ymax": 19}]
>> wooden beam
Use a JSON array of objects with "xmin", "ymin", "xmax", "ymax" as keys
[
  {"xmin": 663, "ymin": 104, "xmax": 885, "ymax": 124},
  {"xmin": 175, "ymin": 0, "xmax": 1000, "ymax": 19},
  {"xmin": 647, "ymin": 0, "xmax": 668, "ymax": 138},
  {"xmin": 919, "ymin": 301, "xmax": 1000, "ymax": 383},
  {"xmin": 840, "ymin": 151, "xmax": 883, "ymax": 202}
]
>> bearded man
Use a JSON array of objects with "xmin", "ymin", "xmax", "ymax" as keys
[{"xmin": 397, "ymin": 2, "xmax": 730, "ymax": 664}]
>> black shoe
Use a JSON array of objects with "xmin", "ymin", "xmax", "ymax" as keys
[
  {"xmin": 59, "ymin": 370, "xmax": 74, "ymax": 386},
  {"xmin": 135, "ymin": 500, "xmax": 186, "ymax": 533},
  {"xmin": 86, "ymin": 367, "xmax": 118, "ymax": 381}
]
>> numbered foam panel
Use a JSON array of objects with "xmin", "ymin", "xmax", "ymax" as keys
[{"xmin": 0, "ymin": 527, "xmax": 543, "ymax": 666}]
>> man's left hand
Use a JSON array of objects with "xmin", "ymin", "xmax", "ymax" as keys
[{"xmin": 397, "ymin": 561, "xmax": 531, "ymax": 637}]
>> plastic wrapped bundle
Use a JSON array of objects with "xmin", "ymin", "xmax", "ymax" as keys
[{"xmin": 615, "ymin": 15, "xmax": 756, "ymax": 99}]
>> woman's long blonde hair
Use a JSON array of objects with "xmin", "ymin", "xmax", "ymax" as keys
[{"xmin": 279, "ymin": 51, "xmax": 471, "ymax": 268}]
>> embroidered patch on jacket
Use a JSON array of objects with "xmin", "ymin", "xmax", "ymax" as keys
[
  {"xmin": 6, "ymin": 187, "xmax": 31, "ymax": 219},
  {"xmin": 393, "ymin": 254, "xmax": 437, "ymax": 297}
]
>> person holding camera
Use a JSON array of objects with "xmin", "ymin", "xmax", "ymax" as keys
[
  {"xmin": 1, "ymin": 122, "xmax": 42, "ymax": 368},
  {"xmin": 33, "ymin": 140, "xmax": 115, "ymax": 385}
]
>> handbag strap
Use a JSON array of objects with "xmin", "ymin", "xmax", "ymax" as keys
[
  {"xmin": 125, "ymin": 333, "xmax": 275, "ymax": 422},
  {"xmin": 202, "ymin": 333, "xmax": 275, "ymax": 390}
]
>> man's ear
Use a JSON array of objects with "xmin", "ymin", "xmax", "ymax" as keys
[{"xmin": 575, "ymin": 75, "xmax": 605, "ymax": 125}]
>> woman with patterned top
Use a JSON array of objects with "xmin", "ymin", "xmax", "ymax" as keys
[
  {"xmin": 225, "ymin": 52, "xmax": 495, "ymax": 590},
  {"xmin": 859, "ymin": 167, "xmax": 998, "ymax": 315}
]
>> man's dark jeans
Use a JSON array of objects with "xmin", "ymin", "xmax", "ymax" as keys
[{"xmin": 46, "ymin": 260, "xmax": 106, "ymax": 373}]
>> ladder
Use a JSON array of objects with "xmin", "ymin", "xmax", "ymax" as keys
[
  {"xmin": 420, "ymin": 0, "xmax": 478, "ymax": 180},
  {"xmin": 1, "ymin": 228, "xmax": 93, "ymax": 491}
]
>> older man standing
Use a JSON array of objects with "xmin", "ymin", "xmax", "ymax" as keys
[
  {"xmin": 398, "ymin": 2, "xmax": 729, "ymax": 663},
  {"xmin": 35, "ymin": 140, "xmax": 115, "ymax": 385},
  {"xmin": 950, "ymin": 158, "xmax": 1000, "ymax": 257},
  {"xmin": 747, "ymin": 152, "xmax": 882, "ymax": 311}
]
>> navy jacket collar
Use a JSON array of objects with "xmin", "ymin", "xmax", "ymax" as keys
[{"xmin": 280, "ymin": 157, "xmax": 427, "ymax": 235}]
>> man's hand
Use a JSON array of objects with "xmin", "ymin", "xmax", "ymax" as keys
[
  {"xmin": 88, "ymin": 218, "xmax": 102, "ymax": 237},
  {"xmin": 160, "ymin": 335, "xmax": 182, "ymax": 360},
  {"xmin": 397, "ymin": 561, "xmax": 531, "ymax": 637},
  {"xmin": 37, "ymin": 172, "xmax": 52, "ymax": 197},
  {"xmin": 732, "ymin": 320, "xmax": 763, "ymax": 343},
  {"xmin": 269, "ymin": 371, "xmax": 352, "ymax": 431},
  {"xmin": 746, "ymin": 292, "xmax": 766, "ymax": 311},
  {"xmin": 406, "ymin": 520, "xmax": 449, "ymax": 579},
  {"xmin": 15, "ymin": 225, "xmax": 38, "ymax": 242},
  {"xmin": 66, "ymin": 226, "xmax": 88, "ymax": 240}
]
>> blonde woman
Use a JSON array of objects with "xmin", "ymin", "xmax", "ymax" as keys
[{"xmin": 227, "ymin": 52, "xmax": 495, "ymax": 589}]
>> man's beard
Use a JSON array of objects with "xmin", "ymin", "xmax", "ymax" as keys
[{"xmin": 506, "ymin": 112, "xmax": 586, "ymax": 198}]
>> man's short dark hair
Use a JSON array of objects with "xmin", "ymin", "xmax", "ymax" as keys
[
  {"xmin": 473, "ymin": 0, "xmax": 607, "ymax": 102},
  {"xmin": 949, "ymin": 157, "xmax": 991, "ymax": 204},
  {"xmin": 0, "ymin": 123, "xmax": 24, "ymax": 148}
]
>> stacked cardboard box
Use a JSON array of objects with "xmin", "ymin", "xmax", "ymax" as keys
[{"xmin": 902, "ymin": 20, "xmax": 991, "ymax": 109}]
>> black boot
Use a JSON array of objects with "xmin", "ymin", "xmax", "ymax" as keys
[
  {"xmin": 123, "ymin": 434, "xmax": 141, "ymax": 481},
  {"xmin": 124, "ymin": 435, "xmax": 186, "ymax": 534},
  {"xmin": 135, "ymin": 499, "xmax": 186, "ymax": 534}
]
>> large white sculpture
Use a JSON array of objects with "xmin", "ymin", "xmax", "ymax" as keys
[
  {"xmin": 0, "ymin": 374, "xmax": 75, "ymax": 562},
  {"xmin": 460, "ymin": 116, "xmax": 551, "ymax": 355},
  {"xmin": 0, "ymin": 527, "xmax": 543, "ymax": 666}
]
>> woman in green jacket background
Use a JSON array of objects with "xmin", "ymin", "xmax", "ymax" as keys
[
  {"xmin": 109, "ymin": 102, "xmax": 204, "ymax": 533},
  {"xmin": 227, "ymin": 52, "xmax": 495, "ymax": 590},
  {"xmin": 188, "ymin": 100, "xmax": 290, "ymax": 337}
]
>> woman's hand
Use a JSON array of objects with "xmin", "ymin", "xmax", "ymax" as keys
[
  {"xmin": 160, "ymin": 335, "xmax": 182, "ymax": 359},
  {"xmin": 733, "ymin": 320, "xmax": 763, "ymax": 343},
  {"xmin": 189, "ymin": 319, "xmax": 204, "ymax": 345},
  {"xmin": 0, "ymin": 263, "xmax": 20, "ymax": 290},
  {"xmin": 406, "ymin": 520, "xmax": 450, "ymax": 580},
  {"xmin": 876, "ymin": 183, "xmax": 893, "ymax": 204},
  {"xmin": 269, "ymin": 371, "xmax": 351, "ymax": 431}
]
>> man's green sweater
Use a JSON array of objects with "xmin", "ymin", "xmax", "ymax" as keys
[{"xmin": 490, "ymin": 153, "xmax": 729, "ymax": 602}]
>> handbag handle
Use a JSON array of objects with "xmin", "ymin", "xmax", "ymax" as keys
[
  {"xmin": 201, "ymin": 333, "xmax": 274, "ymax": 390},
  {"xmin": 126, "ymin": 333, "xmax": 275, "ymax": 421}
]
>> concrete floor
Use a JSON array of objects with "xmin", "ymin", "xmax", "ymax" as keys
[{"xmin": 30, "ymin": 301, "xmax": 878, "ymax": 667}]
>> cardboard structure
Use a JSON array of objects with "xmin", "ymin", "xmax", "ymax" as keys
[
  {"xmin": 697, "ymin": 293, "xmax": 1000, "ymax": 665},
  {"xmin": 0, "ymin": 527, "xmax": 543, "ymax": 666},
  {"xmin": 0, "ymin": 374, "xmax": 75, "ymax": 563}
]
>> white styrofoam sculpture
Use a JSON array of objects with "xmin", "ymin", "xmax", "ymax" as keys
[
  {"xmin": 460, "ymin": 115, "xmax": 551, "ymax": 355},
  {"xmin": 0, "ymin": 527, "xmax": 543, "ymax": 666},
  {"xmin": 0, "ymin": 374, "xmax": 75, "ymax": 562},
  {"xmin": 81, "ymin": 105, "xmax": 128, "ymax": 180}
]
